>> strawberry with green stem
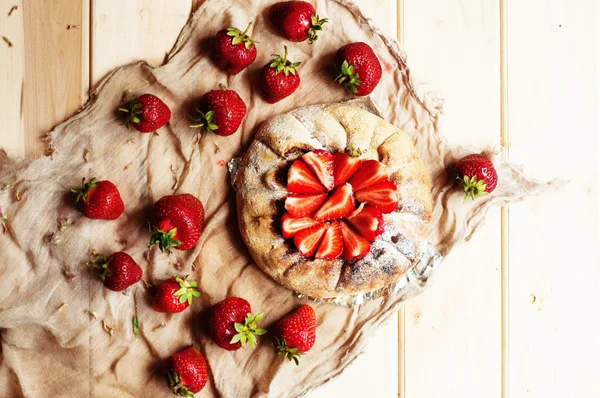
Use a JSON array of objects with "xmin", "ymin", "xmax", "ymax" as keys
[
  {"xmin": 269, "ymin": 1, "xmax": 328, "ymax": 43},
  {"xmin": 274, "ymin": 304, "xmax": 316, "ymax": 365},
  {"xmin": 98, "ymin": 252, "xmax": 142, "ymax": 292},
  {"xmin": 454, "ymin": 154, "xmax": 498, "ymax": 201},
  {"xmin": 117, "ymin": 93, "xmax": 171, "ymax": 133},
  {"xmin": 214, "ymin": 23, "xmax": 257, "ymax": 75},
  {"xmin": 167, "ymin": 346, "xmax": 208, "ymax": 396},
  {"xmin": 152, "ymin": 276, "xmax": 201, "ymax": 313},
  {"xmin": 189, "ymin": 90, "xmax": 247, "ymax": 137},
  {"xmin": 334, "ymin": 42, "xmax": 382, "ymax": 96},
  {"xmin": 71, "ymin": 177, "xmax": 124, "ymax": 220},
  {"xmin": 260, "ymin": 46, "xmax": 302, "ymax": 103},
  {"xmin": 149, "ymin": 194, "xmax": 205, "ymax": 253},
  {"xmin": 209, "ymin": 297, "xmax": 267, "ymax": 351}
]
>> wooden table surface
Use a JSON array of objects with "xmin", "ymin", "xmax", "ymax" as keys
[{"xmin": 1, "ymin": 1, "xmax": 598, "ymax": 397}]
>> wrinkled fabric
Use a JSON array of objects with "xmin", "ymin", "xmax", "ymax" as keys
[{"xmin": 0, "ymin": 0, "xmax": 560, "ymax": 397}]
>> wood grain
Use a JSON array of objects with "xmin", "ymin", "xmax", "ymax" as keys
[
  {"xmin": 505, "ymin": 1, "xmax": 600, "ymax": 396},
  {"xmin": 90, "ymin": 0, "xmax": 192, "ymax": 85},
  {"xmin": 0, "ymin": 0, "xmax": 25, "ymax": 157},
  {"xmin": 401, "ymin": 1, "xmax": 502, "ymax": 396},
  {"xmin": 21, "ymin": 0, "xmax": 89, "ymax": 157}
]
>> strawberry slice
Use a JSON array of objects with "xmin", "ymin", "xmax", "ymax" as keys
[
  {"xmin": 355, "ymin": 181, "xmax": 399, "ymax": 214},
  {"xmin": 339, "ymin": 220, "xmax": 371, "ymax": 260},
  {"xmin": 302, "ymin": 150, "xmax": 335, "ymax": 191},
  {"xmin": 281, "ymin": 212, "xmax": 320, "ymax": 238},
  {"xmin": 348, "ymin": 160, "xmax": 388, "ymax": 191},
  {"xmin": 294, "ymin": 223, "xmax": 329, "ymax": 257},
  {"xmin": 287, "ymin": 160, "xmax": 327, "ymax": 194},
  {"xmin": 313, "ymin": 183, "xmax": 355, "ymax": 222},
  {"xmin": 333, "ymin": 152, "xmax": 362, "ymax": 188},
  {"xmin": 315, "ymin": 221, "xmax": 343, "ymax": 260},
  {"xmin": 346, "ymin": 205, "xmax": 384, "ymax": 241},
  {"xmin": 285, "ymin": 193, "xmax": 327, "ymax": 218}
]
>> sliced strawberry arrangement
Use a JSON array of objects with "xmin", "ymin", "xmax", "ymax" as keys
[
  {"xmin": 348, "ymin": 160, "xmax": 388, "ymax": 191},
  {"xmin": 313, "ymin": 183, "xmax": 354, "ymax": 221},
  {"xmin": 339, "ymin": 220, "xmax": 371, "ymax": 260},
  {"xmin": 293, "ymin": 223, "xmax": 328, "ymax": 257},
  {"xmin": 333, "ymin": 152, "xmax": 361, "ymax": 187},
  {"xmin": 315, "ymin": 221, "xmax": 343, "ymax": 260},
  {"xmin": 285, "ymin": 193, "xmax": 327, "ymax": 218},
  {"xmin": 302, "ymin": 150, "xmax": 334, "ymax": 191},
  {"xmin": 281, "ymin": 213, "xmax": 320, "ymax": 238},
  {"xmin": 355, "ymin": 181, "xmax": 399, "ymax": 214},
  {"xmin": 287, "ymin": 159, "xmax": 327, "ymax": 193},
  {"xmin": 283, "ymin": 151, "xmax": 400, "ymax": 260},
  {"xmin": 346, "ymin": 205, "xmax": 384, "ymax": 242}
]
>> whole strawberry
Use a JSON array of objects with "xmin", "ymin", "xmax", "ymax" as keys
[
  {"xmin": 269, "ymin": 1, "xmax": 328, "ymax": 43},
  {"xmin": 118, "ymin": 93, "xmax": 171, "ymax": 133},
  {"xmin": 167, "ymin": 346, "xmax": 208, "ymax": 396},
  {"xmin": 189, "ymin": 90, "xmax": 247, "ymax": 136},
  {"xmin": 149, "ymin": 193, "xmax": 205, "ymax": 253},
  {"xmin": 152, "ymin": 276, "xmax": 201, "ymax": 313},
  {"xmin": 209, "ymin": 297, "xmax": 267, "ymax": 351},
  {"xmin": 335, "ymin": 42, "xmax": 382, "ymax": 96},
  {"xmin": 214, "ymin": 23, "xmax": 257, "ymax": 75},
  {"xmin": 455, "ymin": 154, "xmax": 498, "ymax": 201},
  {"xmin": 99, "ymin": 252, "xmax": 142, "ymax": 292},
  {"xmin": 71, "ymin": 177, "xmax": 125, "ymax": 220},
  {"xmin": 260, "ymin": 46, "xmax": 301, "ymax": 103},
  {"xmin": 275, "ymin": 304, "xmax": 316, "ymax": 365}
]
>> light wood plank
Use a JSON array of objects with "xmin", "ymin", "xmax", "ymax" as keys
[
  {"xmin": 401, "ymin": 1, "xmax": 502, "ymax": 397},
  {"xmin": 0, "ymin": 0, "xmax": 25, "ymax": 157},
  {"xmin": 90, "ymin": 0, "xmax": 192, "ymax": 85},
  {"xmin": 505, "ymin": 1, "xmax": 600, "ymax": 396},
  {"xmin": 313, "ymin": 1, "xmax": 399, "ymax": 396},
  {"xmin": 21, "ymin": 0, "xmax": 88, "ymax": 157}
]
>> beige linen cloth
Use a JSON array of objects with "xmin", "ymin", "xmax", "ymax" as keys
[{"xmin": 0, "ymin": 0, "xmax": 560, "ymax": 396}]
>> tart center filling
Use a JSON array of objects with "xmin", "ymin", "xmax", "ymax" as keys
[{"xmin": 281, "ymin": 150, "xmax": 400, "ymax": 260}]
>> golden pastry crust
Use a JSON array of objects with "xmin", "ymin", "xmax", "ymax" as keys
[{"xmin": 235, "ymin": 100, "xmax": 432, "ymax": 299}]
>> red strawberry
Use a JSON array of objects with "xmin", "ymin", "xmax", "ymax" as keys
[
  {"xmin": 346, "ymin": 205, "xmax": 384, "ymax": 241},
  {"xmin": 149, "ymin": 194, "xmax": 204, "ymax": 253},
  {"xmin": 281, "ymin": 212, "xmax": 320, "ymax": 238},
  {"xmin": 99, "ymin": 252, "xmax": 142, "ymax": 292},
  {"xmin": 118, "ymin": 93, "xmax": 171, "ymax": 133},
  {"xmin": 189, "ymin": 90, "xmax": 247, "ymax": 136},
  {"xmin": 152, "ymin": 276, "xmax": 201, "ymax": 313},
  {"xmin": 275, "ymin": 304, "xmax": 316, "ymax": 365},
  {"xmin": 313, "ymin": 183, "xmax": 355, "ymax": 221},
  {"xmin": 71, "ymin": 177, "xmax": 125, "ymax": 220},
  {"xmin": 293, "ymin": 223, "xmax": 328, "ymax": 257},
  {"xmin": 302, "ymin": 150, "xmax": 334, "ymax": 190},
  {"xmin": 214, "ymin": 23, "xmax": 257, "ymax": 75},
  {"xmin": 287, "ymin": 159, "xmax": 327, "ymax": 193},
  {"xmin": 339, "ymin": 220, "xmax": 371, "ymax": 260},
  {"xmin": 333, "ymin": 152, "xmax": 362, "ymax": 187},
  {"xmin": 455, "ymin": 154, "xmax": 498, "ymax": 201},
  {"xmin": 348, "ymin": 159, "xmax": 388, "ymax": 191},
  {"xmin": 335, "ymin": 42, "xmax": 382, "ymax": 96},
  {"xmin": 284, "ymin": 193, "xmax": 327, "ymax": 218},
  {"xmin": 209, "ymin": 297, "xmax": 267, "ymax": 351},
  {"xmin": 269, "ymin": 1, "xmax": 328, "ymax": 43},
  {"xmin": 315, "ymin": 221, "xmax": 343, "ymax": 260},
  {"xmin": 167, "ymin": 346, "xmax": 208, "ymax": 395},
  {"xmin": 260, "ymin": 46, "xmax": 301, "ymax": 103},
  {"xmin": 355, "ymin": 181, "xmax": 399, "ymax": 213}
]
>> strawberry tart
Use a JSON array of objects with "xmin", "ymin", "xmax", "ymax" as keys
[{"xmin": 234, "ymin": 100, "xmax": 432, "ymax": 299}]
